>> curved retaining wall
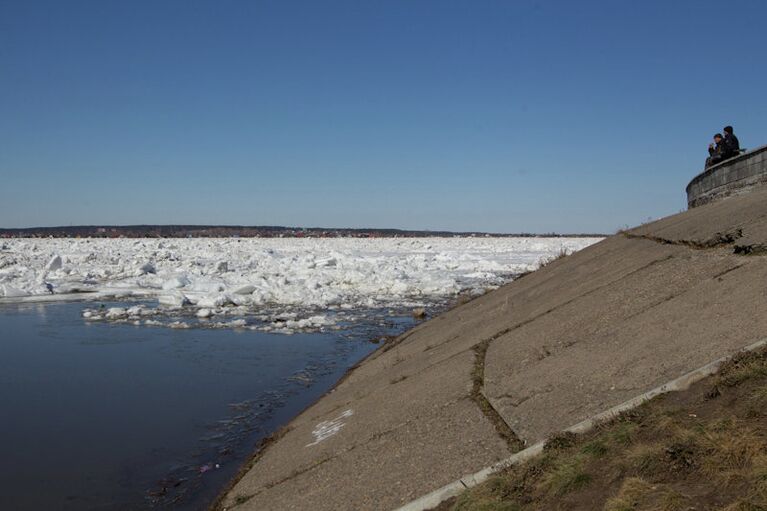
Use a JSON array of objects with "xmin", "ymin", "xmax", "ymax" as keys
[{"xmin": 687, "ymin": 144, "xmax": 767, "ymax": 208}]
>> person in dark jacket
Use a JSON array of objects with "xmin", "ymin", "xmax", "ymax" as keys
[
  {"xmin": 723, "ymin": 125, "xmax": 740, "ymax": 157},
  {"xmin": 706, "ymin": 133, "xmax": 726, "ymax": 168}
]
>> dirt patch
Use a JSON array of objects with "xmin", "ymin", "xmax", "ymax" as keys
[{"xmin": 438, "ymin": 347, "xmax": 767, "ymax": 511}]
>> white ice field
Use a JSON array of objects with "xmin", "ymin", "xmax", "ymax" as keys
[{"xmin": 0, "ymin": 237, "xmax": 602, "ymax": 333}]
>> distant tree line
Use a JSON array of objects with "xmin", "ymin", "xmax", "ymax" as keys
[{"xmin": 0, "ymin": 225, "xmax": 606, "ymax": 239}]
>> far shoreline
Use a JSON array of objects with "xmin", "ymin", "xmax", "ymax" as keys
[{"xmin": 0, "ymin": 224, "xmax": 608, "ymax": 239}]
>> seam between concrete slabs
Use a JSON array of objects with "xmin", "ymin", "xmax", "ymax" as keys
[{"xmin": 392, "ymin": 336, "xmax": 767, "ymax": 511}]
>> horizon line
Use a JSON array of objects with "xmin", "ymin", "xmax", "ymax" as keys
[{"xmin": 0, "ymin": 224, "xmax": 608, "ymax": 237}]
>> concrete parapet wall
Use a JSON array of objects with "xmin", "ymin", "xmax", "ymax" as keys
[{"xmin": 687, "ymin": 144, "xmax": 767, "ymax": 208}]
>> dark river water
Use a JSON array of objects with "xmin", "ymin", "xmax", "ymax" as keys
[{"xmin": 0, "ymin": 302, "xmax": 404, "ymax": 510}]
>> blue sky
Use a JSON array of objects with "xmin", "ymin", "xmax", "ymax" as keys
[{"xmin": 1, "ymin": 0, "xmax": 765, "ymax": 233}]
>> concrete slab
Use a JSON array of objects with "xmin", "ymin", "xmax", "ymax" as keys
[
  {"xmin": 485, "ymin": 245, "xmax": 767, "ymax": 443},
  {"xmin": 221, "ymin": 351, "xmax": 513, "ymax": 511},
  {"xmin": 219, "ymin": 185, "xmax": 767, "ymax": 511},
  {"xmin": 225, "ymin": 397, "xmax": 505, "ymax": 511}
]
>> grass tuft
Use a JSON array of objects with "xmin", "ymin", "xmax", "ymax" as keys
[
  {"xmin": 451, "ymin": 478, "xmax": 521, "ymax": 511},
  {"xmin": 699, "ymin": 425, "xmax": 765, "ymax": 486},
  {"xmin": 537, "ymin": 454, "xmax": 592, "ymax": 495},
  {"xmin": 603, "ymin": 477, "xmax": 656, "ymax": 511},
  {"xmin": 606, "ymin": 421, "xmax": 639, "ymax": 447},
  {"xmin": 536, "ymin": 248, "xmax": 570, "ymax": 270},
  {"xmin": 625, "ymin": 443, "xmax": 668, "ymax": 479},
  {"xmin": 717, "ymin": 351, "xmax": 767, "ymax": 387},
  {"xmin": 580, "ymin": 439, "xmax": 609, "ymax": 458},
  {"xmin": 544, "ymin": 431, "xmax": 579, "ymax": 452},
  {"xmin": 603, "ymin": 477, "xmax": 689, "ymax": 511}
]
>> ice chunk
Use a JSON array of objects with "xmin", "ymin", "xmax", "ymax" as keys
[
  {"xmin": 162, "ymin": 275, "xmax": 190, "ymax": 290},
  {"xmin": 251, "ymin": 290, "xmax": 272, "ymax": 304},
  {"xmin": 197, "ymin": 294, "xmax": 231, "ymax": 308},
  {"xmin": 390, "ymin": 281, "xmax": 409, "ymax": 294},
  {"xmin": 106, "ymin": 307, "xmax": 127, "ymax": 319},
  {"xmin": 307, "ymin": 315, "xmax": 333, "ymax": 326},
  {"xmin": 231, "ymin": 284, "xmax": 256, "ymax": 295},
  {"xmin": 158, "ymin": 292, "xmax": 191, "ymax": 307},
  {"xmin": 196, "ymin": 308, "xmax": 213, "ymax": 318},
  {"xmin": 1, "ymin": 285, "xmax": 27, "ymax": 298},
  {"xmin": 0, "ymin": 254, "xmax": 17, "ymax": 269},
  {"xmin": 228, "ymin": 294, "xmax": 251, "ymax": 306},
  {"xmin": 189, "ymin": 281, "xmax": 226, "ymax": 293},
  {"xmin": 315, "ymin": 257, "xmax": 337, "ymax": 268},
  {"xmin": 46, "ymin": 255, "xmax": 62, "ymax": 271}
]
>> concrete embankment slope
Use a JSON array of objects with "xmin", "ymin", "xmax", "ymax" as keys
[{"xmin": 219, "ymin": 187, "xmax": 767, "ymax": 511}]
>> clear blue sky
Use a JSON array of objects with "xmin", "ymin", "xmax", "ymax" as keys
[{"xmin": 1, "ymin": 0, "xmax": 765, "ymax": 233}]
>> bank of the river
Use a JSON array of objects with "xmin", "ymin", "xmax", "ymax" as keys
[{"xmin": 218, "ymin": 185, "xmax": 767, "ymax": 511}]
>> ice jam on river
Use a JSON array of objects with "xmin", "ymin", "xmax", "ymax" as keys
[{"xmin": 0, "ymin": 237, "xmax": 602, "ymax": 332}]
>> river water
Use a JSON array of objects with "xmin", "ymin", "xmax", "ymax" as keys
[{"xmin": 0, "ymin": 301, "xmax": 407, "ymax": 510}]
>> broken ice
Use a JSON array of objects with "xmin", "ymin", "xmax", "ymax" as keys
[{"xmin": 0, "ymin": 237, "xmax": 602, "ymax": 332}]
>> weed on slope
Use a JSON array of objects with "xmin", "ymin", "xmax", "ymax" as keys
[{"xmin": 440, "ymin": 347, "xmax": 767, "ymax": 511}]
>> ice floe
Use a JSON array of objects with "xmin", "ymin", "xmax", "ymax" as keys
[{"xmin": 0, "ymin": 236, "xmax": 602, "ymax": 331}]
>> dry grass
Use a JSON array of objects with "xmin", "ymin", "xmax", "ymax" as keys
[
  {"xmin": 536, "ymin": 248, "xmax": 570, "ymax": 270},
  {"xmin": 624, "ymin": 444, "xmax": 668, "ymax": 478},
  {"xmin": 536, "ymin": 454, "xmax": 592, "ymax": 496},
  {"xmin": 514, "ymin": 248, "xmax": 572, "ymax": 281},
  {"xmin": 603, "ymin": 477, "xmax": 689, "ymax": 511},
  {"xmin": 579, "ymin": 439, "xmax": 609, "ymax": 458},
  {"xmin": 445, "ymin": 347, "xmax": 767, "ymax": 511},
  {"xmin": 716, "ymin": 351, "xmax": 767, "ymax": 387},
  {"xmin": 699, "ymin": 424, "xmax": 765, "ymax": 486}
]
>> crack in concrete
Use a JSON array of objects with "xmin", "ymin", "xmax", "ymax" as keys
[
  {"xmin": 712, "ymin": 263, "xmax": 747, "ymax": 279},
  {"xmin": 624, "ymin": 230, "xmax": 767, "ymax": 258},
  {"xmin": 470, "ymin": 340, "xmax": 525, "ymax": 451},
  {"xmin": 623, "ymin": 229, "xmax": 748, "ymax": 251},
  {"xmin": 492, "ymin": 392, "xmax": 533, "ymax": 408},
  {"xmin": 734, "ymin": 243, "xmax": 767, "ymax": 255},
  {"xmin": 615, "ymin": 261, "xmax": 746, "ymax": 322},
  {"xmin": 481, "ymin": 254, "xmax": 676, "ymax": 347},
  {"xmin": 624, "ymin": 291, "xmax": 683, "ymax": 321},
  {"xmin": 467, "ymin": 253, "xmax": 678, "ymax": 448}
]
